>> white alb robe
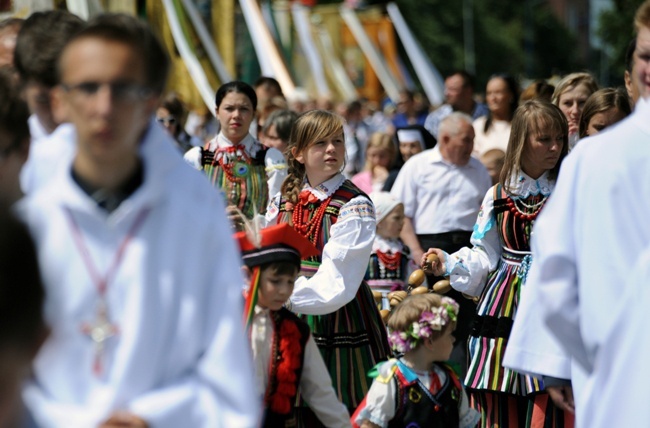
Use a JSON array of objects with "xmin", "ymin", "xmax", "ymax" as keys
[
  {"xmin": 21, "ymin": 121, "xmax": 260, "ymax": 428},
  {"xmin": 501, "ymin": 97, "xmax": 650, "ymax": 426}
]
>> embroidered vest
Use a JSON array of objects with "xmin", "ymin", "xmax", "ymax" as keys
[
  {"xmin": 262, "ymin": 308, "xmax": 310, "ymax": 428},
  {"xmin": 365, "ymin": 241, "xmax": 411, "ymax": 288},
  {"xmin": 276, "ymin": 180, "xmax": 365, "ymax": 271},
  {"xmin": 201, "ymin": 144, "xmax": 268, "ymax": 218},
  {"xmin": 388, "ymin": 362, "xmax": 461, "ymax": 428}
]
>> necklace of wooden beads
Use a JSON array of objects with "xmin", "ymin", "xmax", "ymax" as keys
[
  {"xmin": 292, "ymin": 195, "xmax": 332, "ymax": 245},
  {"xmin": 376, "ymin": 250, "xmax": 401, "ymax": 271},
  {"xmin": 505, "ymin": 195, "xmax": 548, "ymax": 221},
  {"xmin": 215, "ymin": 145, "xmax": 250, "ymax": 183}
]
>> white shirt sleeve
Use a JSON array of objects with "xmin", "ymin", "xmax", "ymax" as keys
[
  {"xmin": 445, "ymin": 188, "xmax": 501, "ymax": 296},
  {"xmin": 300, "ymin": 336, "xmax": 352, "ymax": 428},
  {"xmin": 265, "ymin": 148, "xmax": 288, "ymax": 202},
  {"xmin": 183, "ymin": 146, "xmax": 202, "ymax": 170},
  {"xmin": 289, "ymin": 195, "xmax": 376, "ymax": 315},
  {"xmin": 353, "ymin": 370, "xmax": 395, "ymax": 428}
]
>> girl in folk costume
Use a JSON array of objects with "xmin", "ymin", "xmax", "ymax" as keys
[
  {"xmin": 424, "ymin": 100, "xmax": 574, "ymax": 427},
  {"xmin": 235, "ymin": 223, "xmax": 350, "ymax": 428},
  {"xmin": 365, "ymin": 192, "xmax": 418, "ymax": 308},
  {"xmin": 265, "ymin": 110, "xmax": 391, "ymax": 420},
  {"xmin": 352, "ymin": 294, "xmax": 480, "ymax": 428},
  {"xmin": 184, "ymin": 81, "xmax": 287, "ymax": 221}
]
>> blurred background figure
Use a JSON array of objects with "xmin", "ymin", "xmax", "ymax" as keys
[
  {"xmin": 259, "ymin": 108, "xmax": 297, "ymax": 158},
  {"xmin": 624, "ymin": 38, "xmax": 641, "ymax": 108},
  {"xmin": 551, "ymin": 72, "xmax": 599, "ymax": 149},
  {"xmin": 0, "ymin": 18, "xmax": 22, "ymax": 71},
  {"xmin": 480, "ymin": 148, "xmax": 506, "ymax": 186},
  {"xmin": 0, "ymin": 68, "xmax": 30, "ymax": 206},
  {"xmin": 352, "ymin": 132, "xmax": 396, "ymax": 194},
  {"xmin": 0, "ymin": 208, "xmax": 46, "ymax": 428},
  {"xmin": 156, "ymin": 92, "xmax": 203, "ymax": 153},
  {"xmin": 256, "ymin": 95, "xmax": 288, "ymax": 140},
  {"xmin": 425, "ymin": 70, "xmax": 488, "ymax": 140},
  {"xmin": 473, "ymin": 73, "xmax": 519, "ymax": 156},
  {"xmin": 383, "ymin": 125, "xmax": 436, "ymax": 191},
  {"xmin": 392, "ymin": 89, "xmax": 428, "ymax": 128},
  {"xmin": 519, "ymin": 80, "xmax": 555, "ymax": 103},
  {"xmin": 578, "ymin": 88, "xmax": 631, "ymax": 139},
  {"xmin": 184, "ymin": 106, "xmax": 219, "ymax": 142}
]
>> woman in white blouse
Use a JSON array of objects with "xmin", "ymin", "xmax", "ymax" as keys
[{"xmin": 473, "ymin": 74, "xmax": 519, "ymax": 157}]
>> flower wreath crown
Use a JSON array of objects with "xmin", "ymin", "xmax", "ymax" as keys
[{"xmin": 387, "ymin": 296, "xmax": 460, "ymax": 354}]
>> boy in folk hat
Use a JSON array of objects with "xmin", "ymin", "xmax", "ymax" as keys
[{"xmin": 236, "ymin": 223, "xmax": 350, "ymax": 428}]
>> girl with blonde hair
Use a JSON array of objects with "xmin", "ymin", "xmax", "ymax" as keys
[
  {"xmin": 265, "ymin": 110, "xmax": 390, "ymax": 422},
  {"xmin": 424, "ymin": 100, "xmax": 573, "ymax": 427},
  {"xmin": 351, "ymin": 132, "xmax": 397, "ymax": 194},
  {"xmin": 551, "ymin": 72, "xmax": 598, "ymax": 148}
]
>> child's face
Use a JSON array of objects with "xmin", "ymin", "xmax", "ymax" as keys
[
  {"xmin": 377, "ymin": 204, "xmax": 405, "ymax": 240},
  {"xmin": 257, "ymin": 268, "xmax": 297, "ymax": 311},
  {"xmin": 366, "ymin": 146, "xmax": 391, "ymax": 169},
  {"xmin": 482, "ymin": 158, "xmax": 503, "ymax": 185},
  {"xmin": 426, "ymin": 327, "xmax": 455, "ymax": 362},
  {"xmin": 294, "ymin": 132, "xmax": 345, "ymax": 186}
]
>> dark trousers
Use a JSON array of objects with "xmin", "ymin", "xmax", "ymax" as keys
[{"xmin": 418, "ymin": 231, "xmax": 476, "ymax": 378}]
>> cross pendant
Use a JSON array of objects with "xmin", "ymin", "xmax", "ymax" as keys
[{"xmin": 81, "ymin": 300, "xmax": 119, "ymax": 376}]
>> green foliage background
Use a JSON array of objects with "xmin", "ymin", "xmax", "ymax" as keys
[{"xmin": 316, "ymin": 0, "xmax": 646, "ymax": 91}]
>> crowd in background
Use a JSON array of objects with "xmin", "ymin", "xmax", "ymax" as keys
[{"xmin": 0, "ymin": 3, "xmax": 646, "ymax": 428}]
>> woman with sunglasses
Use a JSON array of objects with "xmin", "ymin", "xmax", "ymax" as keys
[{"xmin": 156, "ymin": 92, "xmax": 202, "ymax": 153}]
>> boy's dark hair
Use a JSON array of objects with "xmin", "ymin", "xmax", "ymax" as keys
[
  {"xmin": 0, "ymin": 67, "xmax": 30, "ymax": 146},
  {"xmin": 0, "ymin": 207, "xmax": 45, "ymax": 352},
  {"xmin": 260, "ymin": 261, "xmax": 299, "ymax": 277},
  {"xmin": 14, "ymin": 10, "xmax": 84, "ymax": 87},
  {"xmin": 61, "ymin": 13, "xmax": 170, "ymax": 95},
  {"xmin": 254, "ymin": 76, "xmax": 283, "ymax": 97}
]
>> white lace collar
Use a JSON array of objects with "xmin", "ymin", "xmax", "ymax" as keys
[
  {"xmin": 373, "ymin": 235, "xmax": 404, "ymax": 253},
  {"xmin": 506, "ymin": 170, "xmax": 553, "ymax": 198},
  {"xmin": 300, "ymin": 173, "xmax": 346, "ymax": 201},
  {"xmin": 207, "ymin": 132, "xmax": 258, "ymax": 153}
]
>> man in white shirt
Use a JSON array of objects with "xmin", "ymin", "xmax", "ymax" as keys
[
  {"xmin": 424, "ymin": 71, "xmax": 489, "ymax": 140},
  {"xmin": 391, "ymin": 112, "xmax": 491, "ymax": 374},
  {"xmin": 20, "ymin": 14, "xmax": 259, "ymax": 428},
  {"xmin": 502, "ymin": 2, "xmax": 650, "ymax": 425}
]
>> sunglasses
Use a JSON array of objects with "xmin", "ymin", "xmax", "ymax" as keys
[{"xmin": 156, "ymin": 116, "xmax": 177, "ymax": 126}]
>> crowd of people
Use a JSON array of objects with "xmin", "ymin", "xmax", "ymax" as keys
[{"xmin": 0, "ymin": 2, "xmax": 649, "ymax": 427}]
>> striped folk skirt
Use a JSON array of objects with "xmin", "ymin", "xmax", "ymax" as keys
[
  {"xmin": 470, "ymin": 391, "xmax": 574, "ymax": 428},
  {"xmin": 303, "ymin": 280, "xmax": 391, "ymax": 412},
  {"xmin": 465, "ymin": 248, "xmax": 574, "ymax": 427}
]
